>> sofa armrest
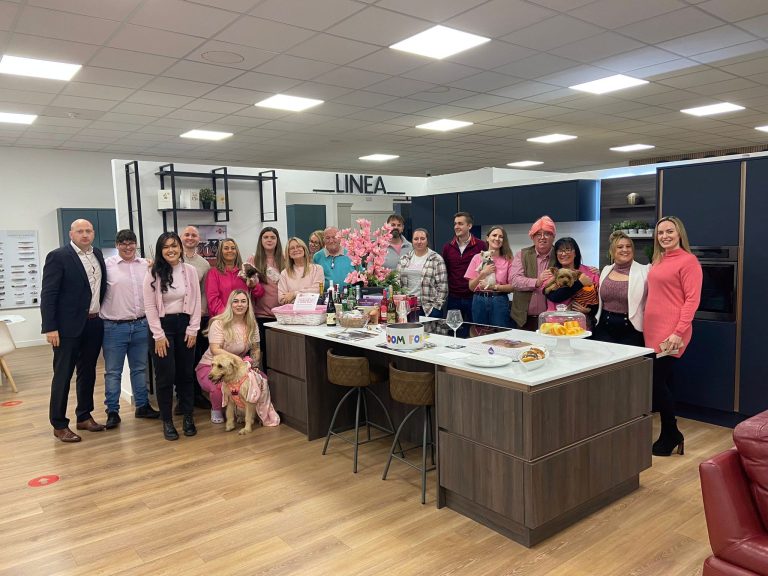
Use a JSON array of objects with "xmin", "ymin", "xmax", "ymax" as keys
[{"xmin": 701, "ymin": 449, "xmax": 767, "ymax": 557}]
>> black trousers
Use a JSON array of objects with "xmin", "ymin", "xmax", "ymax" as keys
[
  {"xmin": 49, "ymin": 316, "xmax": 104, "ymax": 429},
  {"xmin": 193, "ymin": 315, "xmax": 210, "ymax": 398},
  {"xmin": 256, "ymin": 317, "xmax": 273, "ymax": 369},
  {"xmin": 151, "ymin": 314, "xmax": 195, "ymax": 421},
  {"xmin": 652, "ymin": 355, "xmax": 676, "ymax": 426},
  {"xmin": 592, "ymin": 311, "xmax": 645, "ymax": 347}
]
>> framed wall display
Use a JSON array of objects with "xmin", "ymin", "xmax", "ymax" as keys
[
  {"xmin": 195, "ymin": 224, "xmax": 227, "ymax": 265},
  {"xmin": 0, "ymin": 230, "xmax": 41, "ymax": 310}
]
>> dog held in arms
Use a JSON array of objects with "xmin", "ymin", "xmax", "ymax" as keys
[
  {"xmin": 543, "ymin": 267, "xmax": 598, "ymax": 307},
  {"xmin": 208, "ymin": 352, "xmax": 280, "ymax": 434}
]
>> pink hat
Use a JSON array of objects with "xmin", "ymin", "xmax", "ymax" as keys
[{"xmin": 529, "ymin": 216, "xmax": 556, "ymax": 239}]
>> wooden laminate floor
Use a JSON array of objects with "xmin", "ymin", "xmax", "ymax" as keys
[{"xmin": 0, "ymin": 345, "xmax": 732, "ymax": 576}]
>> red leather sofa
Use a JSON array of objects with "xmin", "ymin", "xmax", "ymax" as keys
[{"xmin": 700, "ymin": 411, "xmax": 768, "ymax": 576}]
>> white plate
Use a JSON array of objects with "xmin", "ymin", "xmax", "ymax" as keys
[
  {"xmin": 463, "ymin": 355, "xmax": 513, "ymax": 368},
  {"xmin": 535, "ymin": 330, "xmax": 592, "ymax": 340}
]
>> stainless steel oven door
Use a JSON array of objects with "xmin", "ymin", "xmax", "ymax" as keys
[{"xmin": 695, "ymin": 261, "xmax": 737, "ymax": 321}]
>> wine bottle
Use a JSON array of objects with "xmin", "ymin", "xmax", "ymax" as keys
[
  {"xmin": 387, "ymin": 288, "xmax": 397, "ymax": 324},
  {"xmin": 326, "ymin": 288, "xmax": 336, "ymax": 327},
  {"xmin": 380, "ymin": 290, "xmax": 388, "ymax": 324}
]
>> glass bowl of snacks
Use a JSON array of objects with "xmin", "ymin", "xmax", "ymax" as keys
[
  {"xmin": 518, "ymin": 345, "xmax": 549, "ymax": 371},
  {"xmin": 537, "ymin": 305, "xmax": 590, "ymax": 355}
]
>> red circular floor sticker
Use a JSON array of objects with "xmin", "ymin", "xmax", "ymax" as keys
[
  {"xmin": 1, "ymin": 400, "xmax": 22, "ymax": 407},
  {"xmin": 28, "ymin": 475, "xmax": 59, "ymax": 487}
]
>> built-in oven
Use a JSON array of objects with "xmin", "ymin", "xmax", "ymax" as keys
[{"xmin": 690, "ymin": 246, "xmax": 737, "ymax": 322}]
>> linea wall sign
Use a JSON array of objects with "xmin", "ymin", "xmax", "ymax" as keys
[{"xmin": 313, "ymin": 174, "xmax": 406, "ymax": 195}]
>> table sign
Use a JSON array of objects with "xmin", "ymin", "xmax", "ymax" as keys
[{"xmin": 293, "ymin": 293, "xmax": 320, "ymax": 312}]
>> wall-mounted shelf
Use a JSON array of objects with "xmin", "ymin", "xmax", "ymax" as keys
[{"xmin": 157, "ymin": 208, "xmax": 233, "ymax": 213}]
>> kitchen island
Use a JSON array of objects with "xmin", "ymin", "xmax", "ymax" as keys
[{"xmin": 265, "ymin": 321, "xmax": 653, "ymax": 547}]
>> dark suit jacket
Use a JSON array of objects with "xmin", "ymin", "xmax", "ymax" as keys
[{"xmin": 40, "ymin": 244, "xmax": 107, "ymax": 338}]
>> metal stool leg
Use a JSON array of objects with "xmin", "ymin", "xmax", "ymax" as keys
[
  {"xmin": 421, "ymin": 405, "xmax": 429, "ymax": 504},
  {"xmin": 426, "ymin": 405, "xmax": 435, "ymax": 466},
  {"xmin": 353, "ymin": 387, "xmax": 362, "ymax": 473},
  {"xmin": 366, "ymin": 387, "xmax": 402, "ymax": 454},
  {"xmin": 382, "ymin": 406, "xmax": 419, "ymax": 480},
  {"xmin": 361, "ymin": 388, "xmax": 371, "ymax": 441},
  {"xmin": 322, "ymin": 386, "xmax": 357, "ymax": 455}
]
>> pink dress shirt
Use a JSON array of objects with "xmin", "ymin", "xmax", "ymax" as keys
[
  {"xmin": 100, "ymin": 254, "xmax": 147, "ymax": 321},
  {"xmin": 510, "ymin": 248, "xmax": 553, "ymax": 315}
]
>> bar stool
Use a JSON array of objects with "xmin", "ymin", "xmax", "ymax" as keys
[
  {"xmin": 322, "ymin": 349, "xmax": 397, "ymax": 473},
  {"xmin": 382, "ymin": 362, "xmax": 436, "ymax": 504}
]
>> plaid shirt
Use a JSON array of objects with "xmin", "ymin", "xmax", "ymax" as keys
[{"xmin": 397, "ymin": 249, "xmax": 448, "ymax": 312}]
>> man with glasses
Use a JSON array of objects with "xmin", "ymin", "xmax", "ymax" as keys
[
  {"xmin": 510, "ymin": 215, "xmax": 558, "ymax": 330},
  {"xmin": 313, "ymin": 226, "xmax": 353, "ymax": 292},
  {"xmin": 100, "ymin": 229, "xmax": 160, "ymax": 429},
  {"xmin": 42, "ymin": 218, "xmax": 108, "ymax": 442}
]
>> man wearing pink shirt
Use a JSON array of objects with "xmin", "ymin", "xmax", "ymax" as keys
[
  {"xmin": 509, "ymin": 216, "xmax": 557, "ymax": 330},
  {"xmin": 100, "ymin": 229, "xmax": 160, "ymax": 429}
]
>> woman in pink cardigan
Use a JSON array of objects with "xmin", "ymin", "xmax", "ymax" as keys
[
  {"xmin": 278, "ymin": 238, "xmax": 324, "ymax": 305},
  {"xmin": 644, "ymin": 216, "xmax": 702, "ymax": 457},
  {"xmin": 205, "ymin": 238, "xmax": 265, "ymax": 317},
  {"xmin": 144, "ymin": 232, "xmax": 202, "ymax": 441}
]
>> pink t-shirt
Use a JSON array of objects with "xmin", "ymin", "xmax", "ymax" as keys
[
  {"xmin": 198, "ymin": 319, "xmax": 257, "ymax": 366},
  {"xmin": 464, "ymin": 253, "xmax": 514, "ymax": 290}
]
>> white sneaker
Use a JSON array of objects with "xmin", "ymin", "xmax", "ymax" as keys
[{"xmin": 210, "ymin": 409, "xmax": 224, "ymax": 424}]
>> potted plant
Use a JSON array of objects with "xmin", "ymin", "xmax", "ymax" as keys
[{"xmin": 199, "ymin": 188, "xmax": 215, "ymax": 209}]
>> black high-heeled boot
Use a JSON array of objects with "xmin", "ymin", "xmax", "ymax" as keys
[{"xmin": 652, "ymin": 418, "xmax": 684, "ymax": 456}]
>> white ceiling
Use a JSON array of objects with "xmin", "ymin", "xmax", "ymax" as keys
[{"xmin": 1, "ymin": 0, "xmax": 768, "ymax": 175}]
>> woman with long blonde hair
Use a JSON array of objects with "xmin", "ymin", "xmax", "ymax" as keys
[
  {"xmin": 195, "ymin": 289, "xmax": 260, "ymax": 424},
  {"xmin": 643, "ymin": 216, "xmax": 702, "ymax": 457},
  {"xmin": 277, "ymin": 237, "xmax": 324, "ymax": 304}
]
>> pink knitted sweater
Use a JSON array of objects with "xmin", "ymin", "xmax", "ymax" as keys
[{"xmin": 643, "ymin": 248, "xmax": 702, "ymax": 357}]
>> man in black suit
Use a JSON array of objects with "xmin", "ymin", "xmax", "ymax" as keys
[{"xmin": 41, "ymin": 219, "xmax": 108, "ymax": 442}]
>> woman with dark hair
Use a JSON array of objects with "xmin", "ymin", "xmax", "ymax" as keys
[
  {"xmin": 644, "ymin": 216, "xmax": 702, "ymax": 457},
  {"xmin": 593, "ymin": 231, "xmax": 649, "ymax": 347},
  {"xmin": 143, "ymin": 232, "xmax": 201, "ymax": 441},
  {"xmin": 397, "ymin": 228, "xmax": 447, "ymax": 318},
  {"xmin": 278, "ymin": 237, "xmax": 324, "ymax": 305},
  {"xmin": 205, "ymin": 237, "xmax": 264, "ymax": 317},
  {"xmin": 247, "ymin": 227, "xmax": 284, "ymax": 360},
  {"xmin": 544, "ymin": 237, "xmax": 600, "ymax": 324},
  {"xmin": 464, "ymin": 226, "xmax": 516, "ymax": 328}
]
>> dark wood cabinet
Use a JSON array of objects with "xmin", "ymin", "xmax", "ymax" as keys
[
  {"xmin": 57, "ymin": 208, "xmax": 116, "ymax": 249},
  {"xmin": 659, "ymin": 161, "xmax": 741, "ymax": 247}
]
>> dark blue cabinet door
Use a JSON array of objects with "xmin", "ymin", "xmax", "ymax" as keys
[
  {"xmin": 740, "ymin": 158, "xmax": 768, "ymax": 415},
  {"xmin": 434, "ymin": 193, "xmax": 458, "ymax": 252},
  {"xmin": 673, "ymin": 319, "xmax": 735, "ymax": 412},
  {"xmin": 661, "ymin": 161, "xmax": 740, "ymax": 246},
  {"xmin": 410, "ymin": 196, "xmax": 434, "ymax": 249}
]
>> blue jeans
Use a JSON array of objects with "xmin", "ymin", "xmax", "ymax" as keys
[
  {"xmin": 103, "ymin": 318, "xmax": 149, "ymax": 413},
  {"xmin": 471, "ymin": 294, "xmax": 514, "ymax": 329},
  {"xmin": 444, "ymin": 295, "xmax": 474, "ymax": 324}
]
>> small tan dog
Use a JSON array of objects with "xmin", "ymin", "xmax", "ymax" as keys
[
  {"xmin": 544, "ymin": 267, "xmax": 580, "ymax": 293},
  {"xmin": 208, "ymin": 352, "xmax": 278, "ymax": 435}
]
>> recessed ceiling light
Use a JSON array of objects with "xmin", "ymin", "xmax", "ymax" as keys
[
  {"xmin": 680, "ymin": 102, "xmax": 744, "ymax": 116},
  {"xmin": 0, "ymin": 55, "xmax": 81, "ymax": 81},
  {"xmin": 610, "ymin": 144, "xmax": 655, "ymax": 152},
  {"xmin": 756, "ymin": 125, "xmax": 768, "ymax": 133},
  {"xmin": 0, "ymin": 112, "xmax": 37, "ymax": 124},
  {"xmin": 416, "ymin": 119, "xmax": 472, "ymax": 132},
  {"xmin": 527, "ymin": 133, "xmax": 577, "ymax": 144},
  {"xmin": 507, "ymin": 160, "xmax": 543, "ymax": 167},
  {"xmin": 390, "ymin": 25, "xmax": 490, "ymax": 60},
  {"xmin": 359, "ymin": 154, "xmax": 399, "ymax": 161},
  {"xmin": 569, "ymin": 74, "xmax": 648, "ymax": 95},
  {"xmin": 255, "ymin": 94, "xmax": 323, "ymax": 112},
  {"xmin": 180, "ymin": 129, "xmax": 233, "ymax": 141}
]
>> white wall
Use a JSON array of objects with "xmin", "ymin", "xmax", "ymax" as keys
[{"xmin": 0, "ymin": 146, "xmax": 118, "ymax": 346}]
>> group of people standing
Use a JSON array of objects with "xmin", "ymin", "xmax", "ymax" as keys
[{"xmin": 43, "ymin": 211, "xmax": 701, "ymax": 456}]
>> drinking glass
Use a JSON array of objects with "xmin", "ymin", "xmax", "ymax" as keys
[{"xmin": 445, "ymin": 309, "xmax": 465, "ymax": 349}]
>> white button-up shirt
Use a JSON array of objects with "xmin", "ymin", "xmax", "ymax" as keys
[{"xmin": 71, "ymin": 241, "xmax": 101, "ymax": 314}]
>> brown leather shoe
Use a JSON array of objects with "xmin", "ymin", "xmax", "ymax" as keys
[
  {"xmin": 76, "ymin": 417, "xmax": 106, "ymax": 432},
  {"xmin": 53, "ymin": 427, "xmax": 82, "ymax": 442}
]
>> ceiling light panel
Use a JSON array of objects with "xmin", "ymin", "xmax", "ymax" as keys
[
  {"xmin": 0, "ymin": 55, "xmax": 81, "ymax": 81},
  {"xmin": 569, "ymin": 74, "xmax": 648, "ymax": 95},
  {"xmin": 0, "ymin": 112, "xmax": 37, "ymax": 124},
  {"xmin": 680, "ymin": 102, "xmax": 745, "ymax": 116},
  {"xmin": 507, "ymin": 160, "xmax": 543, "ymax": 167},
  {"xmin": 416, "ymin": 119, "xmax": 473, "ymax": 132},
  {"xmin": 527, "ymin": 133, "xmax": 577, "ymax": 144},
  {"xmin": 390, "ymin": 25, "xmax": 490, "ymax": 60},
  {"xmin": 180, "ymin": 129, "xmax": 233, "ymax": 141},
  {"xmin": 610, "ymin": 144, "xmax": 655, "ymax": 152},
  {"xmin": 255, "ymin": 94, "xmax": 324, "ymax": 112},
  {"xmin": 359, "ymin": 154, "xmax": 399, "ymax": 161}
]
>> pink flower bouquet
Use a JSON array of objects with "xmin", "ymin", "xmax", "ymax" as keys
[{"xmin": 338, "ymin": 218, "xmax": 395, "ymax": 287}]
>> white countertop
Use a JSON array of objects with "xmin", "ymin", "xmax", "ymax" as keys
[{"xmin": 265, "ymin": 321, "xmax": 653, "ymax": 387}]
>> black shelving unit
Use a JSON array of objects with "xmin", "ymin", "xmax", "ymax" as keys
[{"xmin": 124, "ymin": 160, "xmax": 148, "ymax": 257}]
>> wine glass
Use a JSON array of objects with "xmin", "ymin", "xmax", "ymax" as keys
[{"xmin": 445, "ymin": 309, "xmax": 465, "ymax": 349}]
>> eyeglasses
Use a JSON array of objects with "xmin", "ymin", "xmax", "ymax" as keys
[
  {"xmin": 118, "ymin": 242, "xmax": 136, "ymax": 248},
  {"xmin": 533, "ymin": 232, "xmax": 554, "ymax": 239},
  {"xmin": 557, "ymin": 248, "xmax": 574, "ymax": 255}
]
